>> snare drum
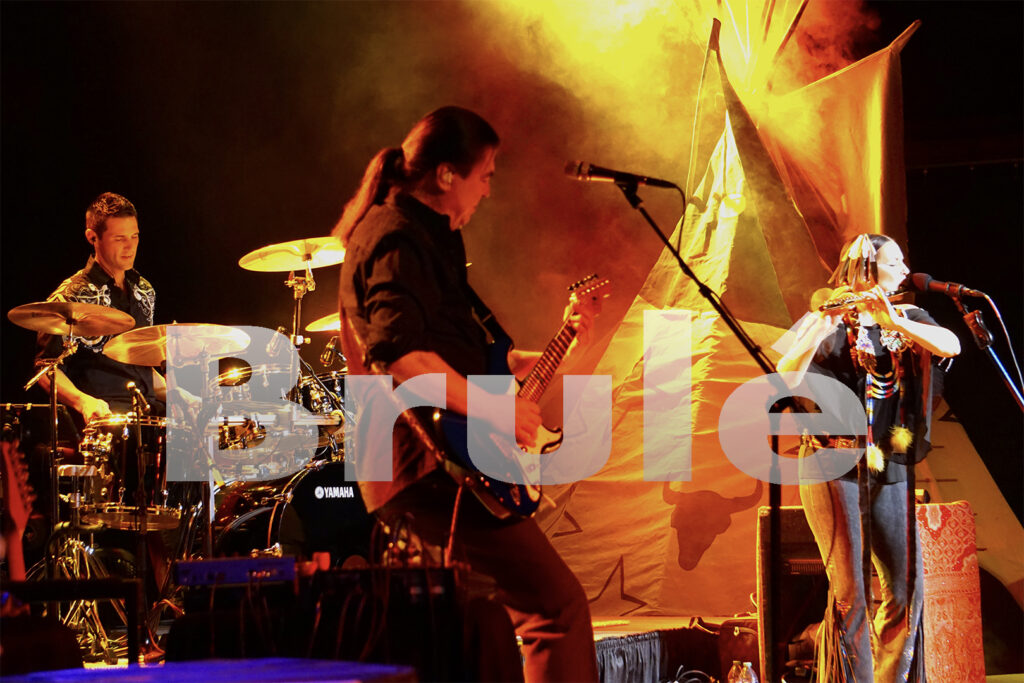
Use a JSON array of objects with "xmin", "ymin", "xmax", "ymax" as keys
[
  {"xmin": 79, "ymin": 414, "xmax": 180, "ymax": 531},
  {"xmin": 214, "ymin": 460, "xmax": 373, "ymax": 566}
]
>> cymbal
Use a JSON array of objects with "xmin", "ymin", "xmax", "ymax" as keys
[
  {"xmin": 103, "ymin": 323, "xmax": 251, "ymax": 366},
  {"xmin": 305, "ymin": 312, "xmax": 340, "ymax": 332},
  {"xmin": 238, "ymin": 236, "xmax": 345, "ymax": 272},
  {"xmin": 8, "ymin": 301, "xmax": 135, "ymax": 338}
]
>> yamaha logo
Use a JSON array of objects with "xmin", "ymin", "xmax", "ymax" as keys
[{"xmin": 314, "ymin": 485, "xmax": 355, "ymax": 500}]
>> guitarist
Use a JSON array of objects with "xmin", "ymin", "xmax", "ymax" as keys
[{"xmin": 335, "ymin": 106, "xmax": 599, "ymax": 682}]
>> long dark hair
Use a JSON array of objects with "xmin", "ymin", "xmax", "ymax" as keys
[{"xmin": 333, "ymin": 106, "xmax": 499, "ymax": 245}]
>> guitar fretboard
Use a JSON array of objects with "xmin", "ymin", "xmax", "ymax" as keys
[{"xmin": 518, "ymin": 321, "xmax": 577, "ymax": 403}]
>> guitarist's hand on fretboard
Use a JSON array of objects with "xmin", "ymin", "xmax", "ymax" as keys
[
  {"xmin": 561, "ymin": 283, "xmax": 605, "ymax": 367},
  {"xmin": 435, "ymin": 275, "xmax": 610, "ymax": 518}
]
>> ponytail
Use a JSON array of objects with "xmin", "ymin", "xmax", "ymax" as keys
[
  {"xmin": 333, "ymin": 146, "xmax": 405, "ymax": 245},
  {"xmin": 333, "ymin": 106, "xmax": 499, "ymax": 246}
]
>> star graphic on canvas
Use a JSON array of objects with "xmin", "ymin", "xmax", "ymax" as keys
[
  {"xmin": 551, "ymin": 509, "xmax": 583, "ymax": 538},
  {"xmin": 587, "ymin": 555, "xmax": 647, "ymax": 617}
]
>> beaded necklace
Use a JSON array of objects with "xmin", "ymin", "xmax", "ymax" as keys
[{"xmin": 844, "ymin": 311, "xmax": 913, "ymax": 471}]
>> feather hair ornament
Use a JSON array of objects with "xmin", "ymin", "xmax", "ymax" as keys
[{"xmin": 829, "ymin": 233, "xmax": 879, "ymax": 289}]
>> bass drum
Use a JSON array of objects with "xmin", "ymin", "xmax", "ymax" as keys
[{"xmin": 214, "ymin": 460, "xmax": 374, "ymax": 567}]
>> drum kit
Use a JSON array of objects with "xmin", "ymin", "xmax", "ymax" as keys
[{"xmin": 3, "ymin": 235, "xmax": 372, "ymax": 661}]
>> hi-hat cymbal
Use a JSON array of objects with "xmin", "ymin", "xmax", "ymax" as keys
[
  {"xmin": 305, "ymin": 312, "xmax": 340, "ymax": 333},
  {"xmin": 8, "ymin": 301, "xmax": 135, "ymax": 338},
  {"xmin": 238, "ymin": 236, "xmax": 345, "ymax": 272},
  {"xmin": 103, "ymin": 323, "xmax": 251, "ymax": 366}
]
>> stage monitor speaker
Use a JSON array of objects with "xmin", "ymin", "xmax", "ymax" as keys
[{"xmin": 755, "ymin": 505, "xmax": 829, "ymax": 681}]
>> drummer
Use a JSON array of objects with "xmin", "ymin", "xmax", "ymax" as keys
[{"xmin": 35, "ymin": 192, "xmax": 165, "ymax": 422}]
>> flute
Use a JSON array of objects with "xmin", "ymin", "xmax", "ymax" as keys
[{"xmin": 817, "ymin": 288, "xmax": 910, "ymax": 312}]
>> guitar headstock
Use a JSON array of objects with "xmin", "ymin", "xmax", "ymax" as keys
[
  {"xmin": 568, "ymin": 274, "xmax": 611, "ymax": 311},
  {"xmin": 1, "ymin": 438, "xmax": 34, "ymax": 534}
]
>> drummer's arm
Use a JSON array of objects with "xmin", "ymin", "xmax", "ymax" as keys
[{"xmin": 36, "ymin": 367, "xmax": 111, "ymax": 422}]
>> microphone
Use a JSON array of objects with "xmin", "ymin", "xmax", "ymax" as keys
[
  {"xmin": 909, "ymin": 273, "xmax": 985, "ymax": 298},
  {"xmin": 265, "ymin": 325, "xmax": 288, "ymax": 358},
  {"xmin": 565, "ymin": 161, "xmax": 677, "ymax": 189},
  {"xmin": 320, "ymin": 336, "xmax": 339, "ymax": 367},
  {"xmin": 126, "ymin": 381, "xmax": 151, "ymax": 414}
]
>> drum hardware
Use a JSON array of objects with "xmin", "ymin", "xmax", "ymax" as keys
[
  {"xmin": 209, "ymin": 363, "xmax": 299, "ymax": 404},
  {"xmin": 216, "ymin": 414, "xmax": 268, "ymax": 451},
  {"xmin": 319, "ymin": 335, "xmax": 340, "ymax": 367},
  {"xmin": 295, "ymin": 356, "xmax": 346, "ymax": 460},
  {"xmin": 28, "ymin": 531, "xmax": 134, "ymax": 664},
  {"xmin": 9, "ymin": 300, "xmax": 136, "ymax": 576},
  {"xmin": 238, "ymin": 236, "xmax": 345, "ymax": 348},
  {"xmin": 47, "ymin": 405, "xmax": 188, "ymax": 662},
  {"xmin": 6, "ymin": 304, "xmax": 265, "ymax": 659},
  {"xmin": 103, "ymin": 323, "xmax": 253, "ymax": 561},
  {"xmin": 77, "ymin": 413, "xmax": 180, "ymax": 531}
]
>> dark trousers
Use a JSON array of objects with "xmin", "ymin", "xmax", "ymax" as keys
[{"xmin": 379, "ymin": 472, "xmax": 599, "ymax": 683}]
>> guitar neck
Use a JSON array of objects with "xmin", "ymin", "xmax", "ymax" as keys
[
  {"xmin": 518, "ymin": 320, "xmax": 577, "ymax": 403},
  {"xmin": 1, "ymin": 439, "xmax": 31, "ymax": 581},
  {"xmin": 4, "ymin": 527, "xmax": 25, "ymax": 581}
]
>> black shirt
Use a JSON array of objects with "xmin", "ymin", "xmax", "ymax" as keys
[
  {"xmin": 339, "ymin": 192, "xmax": 494, "ymax": 509},
  {"xmin": 36, "ymin": 256, "xmax": 159, "ymax": 412},
  {"xmin": 806, "ymin": 306, "xmax": 938, "ymax": 483},
  {"xmin": 340, "ymin": 192, "xmax": 488, "ymax": 376}
]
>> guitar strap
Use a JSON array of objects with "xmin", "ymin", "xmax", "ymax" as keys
[{"xmin": 462, "ymin": 283, "xmax": 513, "ymax": 347}]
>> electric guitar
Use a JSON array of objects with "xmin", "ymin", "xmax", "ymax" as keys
[
  {"xmin": 437, "ymin": 275, "xmax": 610, "ymax": 518},
  {"xmin": 1, "ymin": 437, "xmax": 34, "ymax": 581}
]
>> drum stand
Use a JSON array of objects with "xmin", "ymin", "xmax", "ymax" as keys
[
  {"xmin": 127, "ymin": 388, "xmax": 156, "ymax": 655},
  {"xmin": 285, "ymin": 260, "xmax": 316, "ymax": 348},
  {"xmin": 23, "ymin": 335, "xmax": 78, "ymax": 577},
  {"xmin": 23, "ymin": 331, "xmax": 141, "ymax": 661},
  {"xmin": 32, "ymin": 508, "xmax": 133, "ymax": 663}
]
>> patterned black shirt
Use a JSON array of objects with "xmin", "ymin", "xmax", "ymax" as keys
[{"xmin": 36, "ymin": 256, "xmax": 159, "ymax": 411}]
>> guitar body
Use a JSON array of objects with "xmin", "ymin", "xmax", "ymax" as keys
[
  {"xmin": 436, "ymin": 335, "xmax": 556, "ymax": 518},
  {"xmin": 434, "ymin": 275, "xmax": 610, "ymax": 519}
]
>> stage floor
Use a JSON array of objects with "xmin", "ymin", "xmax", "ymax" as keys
[{"xmin": 21, "ymin": 614, "xmax": 1017, "ymax": 682}]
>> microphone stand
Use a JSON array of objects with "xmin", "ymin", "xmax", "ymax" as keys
[
  {"xmin": 24, "ymin": 334, "xmax": 78, "ymax": 579},
  {"xmin": 614, "ymin": 180, "xmax": 794, "ymax": 683},
  {"xmin": 952, "ymin": 296, "xmax": 1024, "ymax": 411}
]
